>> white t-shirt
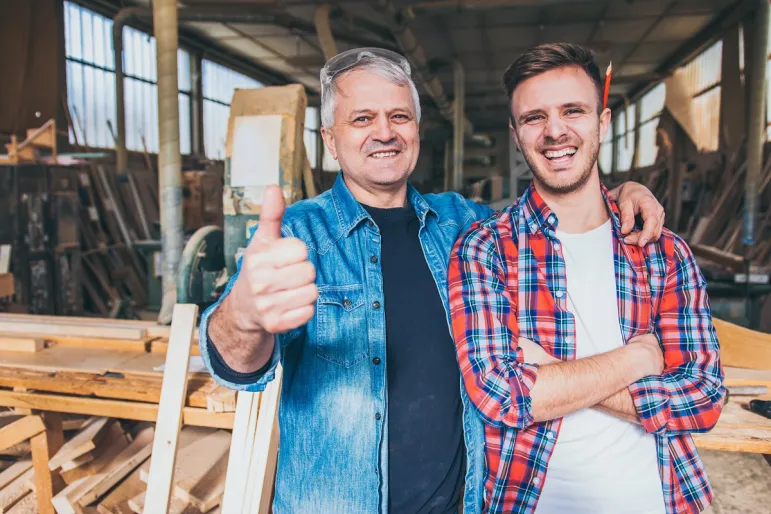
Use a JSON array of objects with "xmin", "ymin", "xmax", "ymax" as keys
[{"xmin": 534, "ymin": 219, "xmax": 665, "ymax": 514}]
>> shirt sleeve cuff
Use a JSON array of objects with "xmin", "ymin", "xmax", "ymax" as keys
[
  {"xmin": 501, "ymin": 348, "xmax": 540, "ymax": 429},
  {"xmin": 628, "ymin": 375, "xmax": 671, "ymax": 434},
  {"xmin": 197, "ymin": 302, "xmax": 281, "ymax": 393}
]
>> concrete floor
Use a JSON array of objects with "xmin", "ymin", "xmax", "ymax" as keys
[{"xmin": 702, "ymin": 450, "xmax": 771, "ymax": 513}]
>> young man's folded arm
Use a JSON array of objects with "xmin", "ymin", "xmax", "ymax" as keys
[
  {"xmin": 448, "ymin": 225, "xmax": 656, "ymax": 428},
  {"xmin": 627, "ymin": 235, "xmax": 727, "ymax": 435}
]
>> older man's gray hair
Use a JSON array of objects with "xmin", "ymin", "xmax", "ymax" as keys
[{"xmin": 319, "ymin": 49, "xmax": 422, "ymax": 129}]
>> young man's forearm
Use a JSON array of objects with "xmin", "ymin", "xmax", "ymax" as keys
[
  {"xmin": 207, "ymin": 294, "xmax": 275, "ymax": 374},
  {"xmin": 529, "ymin": 344, "xmax": 654, "ymax": 423},
  {"xmin": 594, "ymin": 388, "xmax": 641, "ymax": 425}
]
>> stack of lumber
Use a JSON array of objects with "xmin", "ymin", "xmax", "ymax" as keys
[
  {"xmin": 0, "ymin": 415, "xmax": 230, "ymax": 513},
  {"xmin": 620, "ymin": 140, "xmax": 771, "ymax": 270},
  {"xmin": 0, "ymin": 313, "xmax": 235, "ymax": 426},
  {"xmin": 76, "ymin": 161, "xmax": 154, "ymax": 317}
]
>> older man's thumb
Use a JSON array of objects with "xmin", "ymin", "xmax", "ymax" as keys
[{"xmin": 254, "ymin": 185, "xmax": 285, "ymax": 242}]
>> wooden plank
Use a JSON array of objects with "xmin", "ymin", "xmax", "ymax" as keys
[
  {"xmin": 0, "ymin": 416, "xmax": 45, "ymax": 451},
  {"xmin": 139, "ymin": 430, "xmax": 230, "ymax": 485},
  {"xmin": 32, "ymin": 413, "xmax": 64, "ymax": 514},
  {"xmin": 149, "ymin": 339, "xmax": 201, "ymax": 356},
  {"xmin": 0, "ymin": 338, "xmax": 45, "ymax": 353},
  {"xmin": 49, "ymin": 417, "xmax": 111, "ymax": 471},
  {"xmin": 61, "ymin": 452, "xmax": 94, "ymax": 472},
  {"xmin": 221, "ymin": 392, "xmax": 261, "ymax": 513},
  {"xmin": 175, "ymin": 451, "xmax": 228, "ymax": 512},
  {"xmin": 0, "ymin": 469, "xmax": 33, "ymax": 513},
  {"xmin": 0, "ymin": 314, "xmax": 158, "ymax": 328},
  {"xmin": 246, "ymin": 367, "xmax": 282, "ymax": 514},
  {"xmin": 0, "ymin": 321, "xmax": 144, "ymax": 341},
  {"xmin": 0, "ymin": 245, "xmax": 10, "ymax": 274},
  {"xmin": 694, "ymin": 399, "xmax": 771, "ymax": 453},
  {"xmin": 0, "ymin": 459, "xmax": 31, "ymax": 491},
  {"xmin": 724, "ymin": 366, "xmax": 771, "ymax": 388},
  {"xmin": 95, "ymin": 467, "xmax": 144, "ymax": 514},
  {"xmin": 0, "ymin": 346, "xmax": 157, "ymax": 376},
  {"xmin": 714, "ymin": 318, "xmax": 771, "ymax": 370},
  {"xmin": 143, "ymin": 304, "xmax": 198, "ymax": 514},
  {"xmin": 0, "ymin": 367, "xmax": 216, "ymax": 409},
  {"xmin": 0, "ymin": 390, "xmax": 234, "ymax": 429},
  {"xmin": 59, "ymin": 423, "xmax": 129, "ymax": 485},
  {"xmin": 0, "ymin": 274, "xmax": 13, "ymax": 299},
  {"xmin": 52, "ymin": 427, "xmax": 152, "ymax": 513}
]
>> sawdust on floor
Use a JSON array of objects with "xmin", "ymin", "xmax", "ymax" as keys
[{"xmin": 701, "ymin": 449, "xmax": 771, "ymax": 513}]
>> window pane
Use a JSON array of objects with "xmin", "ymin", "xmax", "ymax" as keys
[
  {"xmin": 640, "ymin": 83, "xmax": 665, "ymax": 123},
  {"xmin": 179, "ymin": 93, "xmax": 191, "ymax": 155},
  {"xmin": 323, "ymin": 145, "xmax": 340, "ymax": 172},
  {"xmin": 692, "ymin": 86, "xmax": 721, "ymax": 152},
  {"xmin": 178, "ymin": 49, "xmax": 191, "ymax": 92},
  {"xmin": 599, "ymin": 141, "xmax": 613, "ymax": 175},
  {"xmin": 637, "ymin": 118, "xmax": 660, "ymax": 168}
]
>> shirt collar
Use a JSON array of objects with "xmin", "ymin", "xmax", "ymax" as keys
[
  {"xmin": 331, "ymin": 172, "xmax": 437, "ymax": 237},
  {"xmin": 520, "ymin": 181, "xmax": 625, "ymax": 238}
]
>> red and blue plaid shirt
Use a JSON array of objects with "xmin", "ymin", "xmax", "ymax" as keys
[{"xmin": 448, "ymin": 183, "xmax": 726, "ymax": 514}]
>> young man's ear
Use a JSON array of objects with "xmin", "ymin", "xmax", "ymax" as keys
[
  {"xmin": 599, "ymin": 107, "xmax": 612, "ymax": 143},
  {"xmin": 320, "ymin": 127, "xmax": 338, "ymax": 160},
  {"xmin": 509, "ymin": 119, "xmax": 521, "ymax": 153}
]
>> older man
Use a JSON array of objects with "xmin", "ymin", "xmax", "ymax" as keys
[
  {"xmin": 200, "ymin": 47, "xmax": 664, "ymax": 513},
  {"xmin": 449, "ymin": 43, "xmax": 725, "ymax": 514}
]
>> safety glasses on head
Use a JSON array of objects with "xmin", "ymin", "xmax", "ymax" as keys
[{"xmin": 320, "ymin": 47, "xmax": 411, "ymax": 86}]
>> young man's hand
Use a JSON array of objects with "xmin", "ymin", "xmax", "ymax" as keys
[
  {"xmin": 518, "ymin": 337, "xmax": 558, "ymax": 365},
  {"xmin": 608, "ymin": 182, "xmax": 665, "ymax": 247},
  {"xmin": 626, "ymin": 333, "xmax": 665, "ymax": 377}
]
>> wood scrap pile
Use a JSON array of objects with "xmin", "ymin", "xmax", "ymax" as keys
[
  {"xmin": 619, "ymin": 141, "xmax": 771, "ymax": 270},
  {"xmin": 76, "ymin": 161, "xmax": 155, "ymax": 317},
  {"xmin": 0, "ymin": 415, "xmax": 230, "ymax": 514}
]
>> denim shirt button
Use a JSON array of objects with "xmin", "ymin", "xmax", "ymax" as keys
[
  {"xmin": 375, "ymin": 412, "xmax": 382, "ymax": 420},
  {"xmin": 370, "ymin": 255, "xmax": 378, "ymax": 263},
  {"xmin": 373, "ymin": 301, "xmax": 381, "ymax": 309},
  {"xmin": 343, "ymin": 299, "xmax": 352, "ymax": 308},
  {"xmin": 372, "ymin": 357, "xmax": 381, "ymax": 365}
]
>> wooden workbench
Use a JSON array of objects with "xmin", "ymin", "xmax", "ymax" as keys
[
  {"xmin": 694, "ymin": 367, "xmax": 771, "ymax": 455},
  {"xmin": 0, "ymin": 315, "xmax": 234, "ymax": 430}
]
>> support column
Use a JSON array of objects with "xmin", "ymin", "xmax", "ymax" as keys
[
  {"xmin": 744, "ymin": 0, "xmax": 769, "ymax": 246},
  {"xmin": 453, "ymin": 61, "xmax": 465, "ymax": 192},
  {"xmin": 154, "ymin": 0, "xmax": 184, "ymax": 323}
]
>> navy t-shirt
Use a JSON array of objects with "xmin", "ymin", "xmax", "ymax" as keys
[{"xmin": 363, "ymin": 204, "xmax": 465, "ymax": 514}]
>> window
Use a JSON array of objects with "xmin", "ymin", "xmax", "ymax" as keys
[
  {"xmin": 599, "ymin": 122, "xmax": 613, "ymax": 175},
  {"xmin": 64, "ymin": 2, "xmax": 115, "ymax": 149},
  {"xmin": 64, "ymin": 2, "xmax": 192, "ymax": 153},
  {"xmin": 202, "ymin": 59, "xmax": 263, "ymax": 160},
  {"xmin": 123, "ymin": 26, "xmax": 192, "ymax": 154},
  {"xmin": 636, "ymin": 83, "xmax": 666, "ymax": 167},
  {"xmin": 614, "ymin": 104, "xmax": 636, "ymax": 172},
  {"xmin": 673, "ymin": 40, "xmax": 722, "ymax": 151},
  {"xmin": 305, "ymin": 107, "xmax": 320, "ymax": 169}
]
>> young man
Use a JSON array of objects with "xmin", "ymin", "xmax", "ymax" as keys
[
  {"xmin": 202, "ymin": 47, "xmax": 666, "ymax": 513},
  {"xmin": 448, "ymin": 43, "xmax": 725, "ymax": 514}
]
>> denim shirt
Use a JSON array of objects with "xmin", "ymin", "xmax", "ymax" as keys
[{"xmin": 199, "ymin": 173, "xmax": 493, "ymax": 513}]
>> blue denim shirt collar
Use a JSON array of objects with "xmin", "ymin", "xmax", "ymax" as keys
[{"xmin": 331, "ymin": 172, "xmax": 438, "ymax": 237}]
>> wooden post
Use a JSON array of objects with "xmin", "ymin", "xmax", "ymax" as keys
[
  {"xmin": 142, "ymin": 303, "xmax": 198, "ymax": 514},
  {"xmin": 31, "ymin": 412, "xmax": 64, "ymax": 514}
]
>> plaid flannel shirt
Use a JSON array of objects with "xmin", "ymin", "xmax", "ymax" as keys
[{"xmin": 448, "ymin": 183, "xmax": 726, "ymax": 514}]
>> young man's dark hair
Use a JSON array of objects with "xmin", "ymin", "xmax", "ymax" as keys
[{"xmin": 502, "ymin": 43, "xmax": 605, "ymax": 117}]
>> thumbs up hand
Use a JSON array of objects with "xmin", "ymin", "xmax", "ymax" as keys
[{"xmin": 229, "ymin": 185, "xmax": 318, "ymax": 335}]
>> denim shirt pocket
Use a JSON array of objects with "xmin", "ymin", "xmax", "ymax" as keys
[{"xmin": 315, "ymin": 284, "xmax": 369, "ymax": 368}]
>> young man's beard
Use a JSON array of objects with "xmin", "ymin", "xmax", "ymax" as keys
[{"xmin": 519, "ymin": 128, "xmax": 601, "ymax": 196}]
